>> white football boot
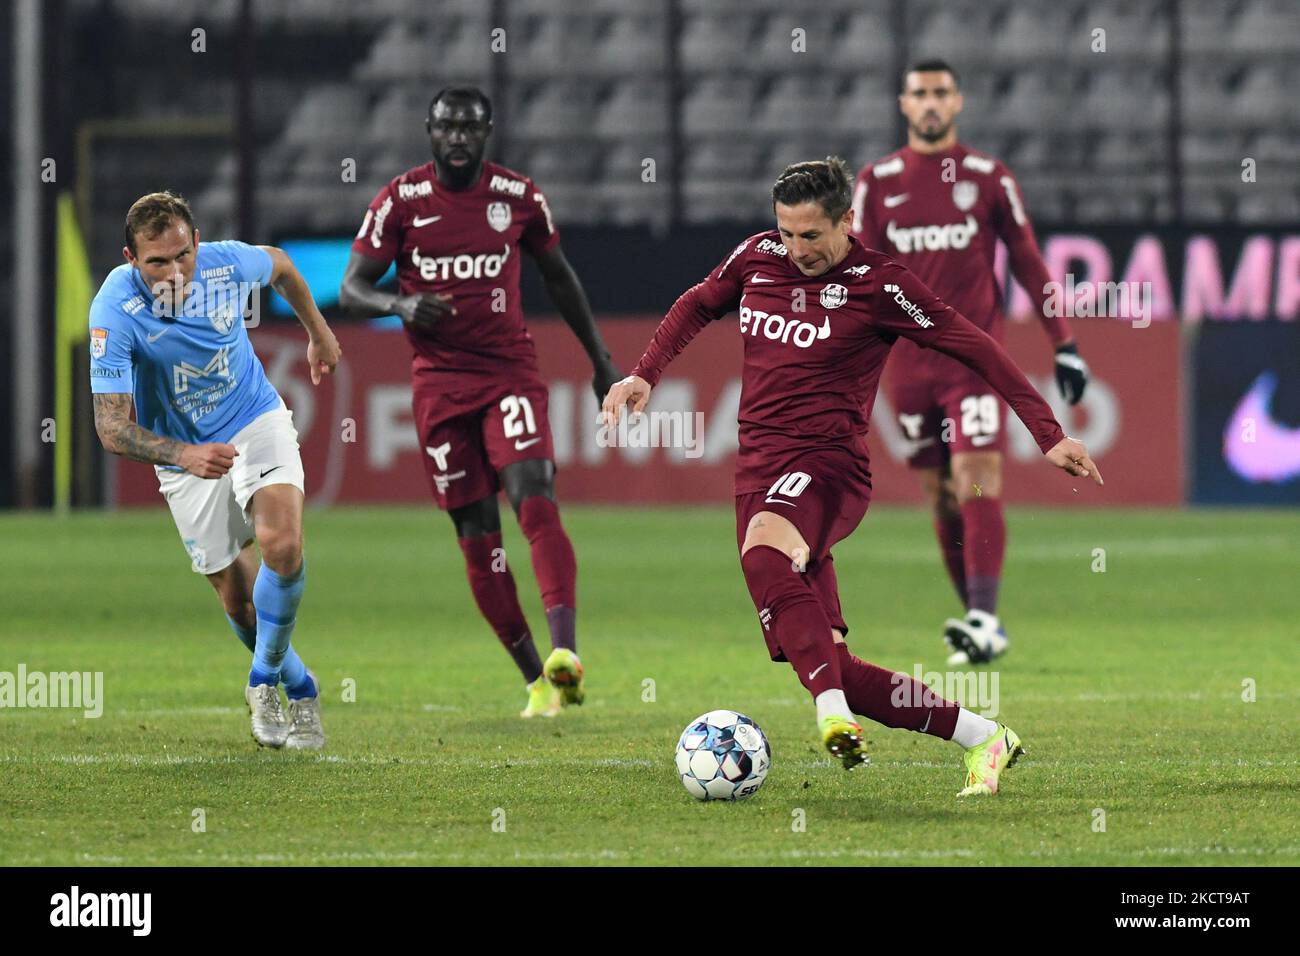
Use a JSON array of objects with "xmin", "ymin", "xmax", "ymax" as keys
[
  {"xmin": 245, "ymin": 683, "xmax": 289, "ymax": 748},
  {"xmin": 285, "ymin": 671, "xmax": 325, "ymax": 750},
  {"xmin": 944, "ymin": 609, "xmax": 1009, "ymax": 666}
]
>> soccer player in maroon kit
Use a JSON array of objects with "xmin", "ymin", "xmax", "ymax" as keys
[
  {"xmin": 340, "ymin": 87, "xmax": 622, "ymax": 718},
  {"xmin": 603, "ymin": 159, "xmax": 1101, "ymax": 795},
  {"xmin": 852, "ymin": 60, "xmax": 1091, "ymax": 666}
]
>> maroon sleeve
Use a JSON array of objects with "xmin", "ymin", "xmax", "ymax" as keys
[
  {"xmin": 993, "ymin": 166, "xmax": 1072, "ymax": 345},
  {"xmin": 520, "ymin": 179, "xmax": 561, "ymax": 258},
  {"xmin": 631, "ymin": 240, "xmax": 747, "ymax": 386},
  {"xmin": 350, "ymin": 181, "xmax": 403, "ymax": 265},
  {"xmin": 849, "ymin": 167, "xmax": 881, "ymax": 248},
  {"xmin": 871, "ymin": 261, "xmax": 1064, "ymax": 454}
]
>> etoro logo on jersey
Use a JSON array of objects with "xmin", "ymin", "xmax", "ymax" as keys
[
  {"xmin": 738, "ymin": 302, "xmax": 830, "ymax": 349},
  {"xmin": 885, "ymin": 215, "xmax": 979, "ymax": 253},
  {"xmin": 410, "ymin": 243, "xmax": 511, "ymax": 281}
]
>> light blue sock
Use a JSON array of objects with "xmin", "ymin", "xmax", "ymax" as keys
[
  {"xmin": 250, "ymin": 560, "xmax": 306, "ymax": 688},
  {"xmin": 228, "ymin": 613, "xmax": 313, "ymax": 697}
]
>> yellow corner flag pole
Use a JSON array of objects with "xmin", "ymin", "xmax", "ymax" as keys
[{"xmin": 55, "ymin": 192, "xmax": 94, "ymax": 513}]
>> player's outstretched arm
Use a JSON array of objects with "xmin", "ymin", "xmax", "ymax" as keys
[
  {"xmin": 532, "ymin": 245, "xmax": 623, "ymax": 401},
  {"xmin": 92, "ymin": 393, "xmax": 236, "ymax": 478},
  {"xmin": 931, "ymin": 316, "xmax": 1103, "ymax": 487},
  {"xmin": 262, "ymin": 245, "xmax": 342, "ymax": 385}
]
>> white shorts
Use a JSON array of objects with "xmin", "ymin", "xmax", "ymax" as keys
[{"xmin": 157, "ymin": 405, "xmax": 305, "ymax": 575}]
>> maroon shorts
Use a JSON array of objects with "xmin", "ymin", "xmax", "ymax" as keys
[
  {"xmin": 735, "ymin": 451, "xmax": 872, "ymax": 660},
  {"xmin": 412, "ymin": 383, "xmax": 555, "ymax": 511},
  {"xmin": 889, "ymin": 369, "xmax": 1007, "ymax": 469}
]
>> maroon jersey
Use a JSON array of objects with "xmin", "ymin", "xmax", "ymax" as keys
[
  {"xmin": 631, "ymin": 231, "xmax": 1064, "ymax": 494},
  {"xmin": 851, "ymin": 143, "xmax": 1071, "ymax": 382},
  {"xmin": 352, "ymin": 160, "xmax": 561, "ymax": 419}
]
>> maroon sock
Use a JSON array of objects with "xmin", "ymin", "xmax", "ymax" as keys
[
  {"xmin": 960, "ymin": 497, "xmax": 1005, "ymax": 614},
  {"xmin": 934, "ymin": 509, "xmax": 968, "ymax": 607},
  {"xmin": 835, "ymin": 643, "xmax": 959, "ymax": 739},
  {"xmin": 459, "ymin": 532, "xmax": 542, "ymax": 682},
  {"xmin": 740, "ymin": 546, "xmax": 841, "ymax": 697},
  {"xmin": 517, "ymin": 496, "xmax": 578, "ymax": 651}
]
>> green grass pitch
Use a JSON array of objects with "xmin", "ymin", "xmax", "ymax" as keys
[{"xmin": 2, "ymin": 504, "xmax": 1297, "ymax": 866}]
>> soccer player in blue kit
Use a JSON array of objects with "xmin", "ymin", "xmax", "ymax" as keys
[{"xmin": 90, "ymin": 192, "xmax": 342, "ymax": 749}]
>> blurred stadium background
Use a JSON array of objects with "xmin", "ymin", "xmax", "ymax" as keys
[{"xmin": 3, "ymin": 0, "xmax": 1299, "ymax": 511}]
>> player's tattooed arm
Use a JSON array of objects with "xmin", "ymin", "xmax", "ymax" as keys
[
  {"xmin": 93, "ymin": 394, "xmax": 238, "ymax": 478},
  {"xmin": 92, "ymin": 393, "xmax": 183, "ymax": 466}
]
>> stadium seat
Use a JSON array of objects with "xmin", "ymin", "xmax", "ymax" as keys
[
  {"xmin": 590, "ymin": 14, "xmax": 666, "ymax": 73},
  {"xmin": 595, "ymin": 80, "xmax": 669, "ymax": 137},
  {"xmin": 751, "ymin": 76, "xmax": 843, "ymax": 134},
  {"xmin": 679, "ymin": 14, "xmax": 757, "ymax": 71},
  {"xmin": 827, "ymin": 10, "xmax": 892, "ymax": 68},
  {"xmin": 682, "ymin": 78, "xmax": 759, "ymax": 136},
  {"xmin": 833, "ymin": 74, "xmax": 895, "ymax": 136},
  {"xmin": 511, "ymin": 81, "xmax": 599, "ymax": 139}
]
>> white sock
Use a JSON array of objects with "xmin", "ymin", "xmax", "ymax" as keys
[
  {"xmin": 814, "ymin": 689, "xmax": 852, "ymax": 725},
  {"xmin": 951, "ymin": 709, "xmax": 998, "ymax": 749}
]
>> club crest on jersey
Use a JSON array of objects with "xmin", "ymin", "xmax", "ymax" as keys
[
  {"xmin": 486, "ymin": 201, "xmax": 512, "ymax": 233},
  {"xmin": 209, "ymin": 300, "xmax": 238, "ymax": 335},
  {"xmin": 819, "ymin": 283, "xmax": 848, "ymax": 309},
  {"xmin": 952, "ymin": 180, "xmax": 979, "ymax": 212}
]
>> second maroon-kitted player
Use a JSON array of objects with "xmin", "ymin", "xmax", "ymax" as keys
[
  {"xmin": 853, "ymin": 59, "xmax": 1091, "ymax": 666},
  {"xmin": 604, "ymin": 158, "xmax": 1101, "ymax": 795},
  {"xmin": 341, "ymin": 87, "xmax": 622, "ymax": 718}
]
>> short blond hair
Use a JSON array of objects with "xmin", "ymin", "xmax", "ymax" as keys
[{"xmin": 125, "ymin": 191, "xmax": 196, "ymax": 254}]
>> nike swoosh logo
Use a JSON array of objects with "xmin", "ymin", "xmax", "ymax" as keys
[
  {"xmin": 259, "ymin": 466, "xmax": 283, "ymax": 478},
  {"xmin": 146, "ymin": 328, "xmax": 170, "ymax": 343},
  {"xmin": 751, "ymin": 274, "xmax": 775, "ymax": 283},
  {"xmin": 884, "ymin": 193, "xmax": 910, "ymax": 208},
  {"xmin": 807, "ymin": 662, "xmax": 829, "ymax": 681},
  {"xmin": 514, "ymin": 438, "xmax": 542, "ymax": 451},
  {"xmin": 412, "ymin": 215, "xmax": 443, "ymax": 227},
  {"xmin": 970, "ymin": 434, "xmax": 997, "ymax": 447},
  {"xmin": 1225, "ymin": 371, "xmax": 1300, "ymax": 481},
  {"xmin": 919, "ymin": 711, "xmax": 932, "ymax": 734},
  {"xmin": 763, "ymin": 497, "xmax": 797, "ymax": 506}
]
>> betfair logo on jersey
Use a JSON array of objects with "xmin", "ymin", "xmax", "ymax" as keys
[
  {"xmin": 739, "ymin": 303, "xmax": 830, "ymax": 349},
  {"xmin": 755, "ymin": 238, "xmax": 788, "ymax": 257},
  {"xmin": 172, "ymin": 347, "xmax": 231, "ymax": 394},
  {"xmin": 885, "ymin": 215, "xmax": 979, "ymax": 254},
  {"xmin": 399, "ymin": 180, "xmax": 433, "ymax": 200},
  {"xmin": 370, "ymin": 196, "xmax": 393, "ymax": 249},
  {"xmin": 883, "ymin": 283, "xmax": 934, "ymax": 328},
  {"xmin": 411, "ymin": 243, "xmax": 512, "ymax": 281},
  {"xmin": 489, "ymin": 174, "xmax": 527, "ymax": 197}
]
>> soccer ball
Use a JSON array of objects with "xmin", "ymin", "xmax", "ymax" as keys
[{"xmin": 675, "ymin": 709, "xmax": 771, "ymax": 801}]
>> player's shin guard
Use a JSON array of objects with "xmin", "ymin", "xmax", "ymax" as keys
[
  {"xmin": 250, "ymin": 559, "xmax": 306, "ymax": 687},
  {"xmin": 834, "ymin": 643, "xmax": 959, "ymax": 739},
  {"xmin": 459, "ymin": 531, "xmax": 543, "ymax": 682},
  {"xmin": 960, "ymin": 497, "xmax": 1005, "ymax": 614},
  {"xmin": 228, "ymin": 613, "xmax": 314, "ymax": 698},
  {"xmin": 741, "ymin": 546, "xmax": 842, "ymax": 697},
  {"xmin": 517, "ymin": 496, "xmax": 577, "ymax": 652},
  {"xmin": 934, "ymin": 510, "xmax": 968, "ymax": 607}
]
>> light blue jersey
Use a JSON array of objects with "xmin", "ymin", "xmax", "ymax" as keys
[{"xmin": 89, "ymin": 240, "xmax": 282, "ymax": 449}]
